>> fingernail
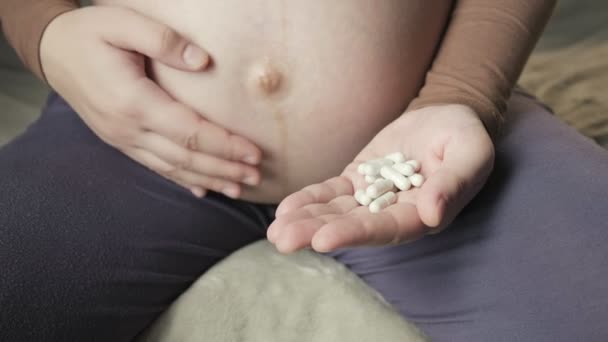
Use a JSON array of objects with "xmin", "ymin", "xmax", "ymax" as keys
[
  {"xmin": 242, "ymin": 155, "xmax": 259, "ymax": 165},
  {"xmin": 191, "ymin": 187, "xmax": 205, "ymax": 198},
  {"xmin": 183, "ymin": 44, "xmax": 209, "ymax": 69},
  {"xmin": 266, "ymin": 227, "xmax": 277, "ymax": 242},
  {"xmin": 243, "ymin": 175, "xmax": 259, "ymax": 186},
  {"xmin": 222, "ymin": 186, "xmax": 240, "ymax": 199}
]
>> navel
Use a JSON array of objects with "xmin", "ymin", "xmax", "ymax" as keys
[{"xmin": 249, "ymin": 62, "xmax": 283, "ymax": 95}]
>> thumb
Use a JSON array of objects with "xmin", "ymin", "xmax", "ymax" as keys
[
  {"xmin": 417, "ymin": 168, "xmax": 468, "ymax": 231},
  {"xmin": 417, "ymin": 136, "xmax": 494, "ymax": 232},
  {"xmin": 102, "ymin": 7, "xmax": 209, "ymax": 71}
]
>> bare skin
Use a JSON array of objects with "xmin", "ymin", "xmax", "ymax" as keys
[{"xmin": 94, "ymin": 0, "xmax": 452, "ymax": 203}]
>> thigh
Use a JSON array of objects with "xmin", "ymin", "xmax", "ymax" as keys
[
  {"xmin": 327, "ymin": 93, "xmax": 608, "ymax": 341},
  {"xmin": 0, "ymin": 93, "xmax": 271, "ymax": 342}
]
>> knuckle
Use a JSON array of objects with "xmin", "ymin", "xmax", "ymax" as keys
[
  {"xmin": 174, "ymin": 152, "xmax": 193, "ymax": 170},
  {"xmin": 157, "ymin": 26, "xmax": 179, "ymax": 56},
  {"xmin": 115, "ymin": 127, "xmax": 138, "ymax": 145},
  {"xmin": 222, "ymin": 134, "xmax": 240, "ymax": 159},
  {"xmin": 104, "ymin": 126, "xmax": 126, "ymax": 144},
  {"xmin": 183, "ymin": 130, "xmax": 200, "ymax": 150}
]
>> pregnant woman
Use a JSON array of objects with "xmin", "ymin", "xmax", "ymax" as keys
[{"xmin": 1, "ymin": 0, "xmax": 607, "ymax": 341}]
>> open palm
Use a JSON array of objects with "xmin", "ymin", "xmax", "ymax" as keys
[{"xmin": 267, "ymin": 104, "xmax": 495, "ymax": 253}]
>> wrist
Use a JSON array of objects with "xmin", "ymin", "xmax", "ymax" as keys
[
  {"xmin": 406, "ymin": 99, "xmax": 503, "ymax": 144},
  {"xmin": 38, "ymin": 5, "xmax": 81, "ymax": 84},
  {"xmin": 476, "ymin": 107, "xmax": 503, "ymax": 144}
]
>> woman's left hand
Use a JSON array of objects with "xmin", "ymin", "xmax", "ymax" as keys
[{"xmin": 267, "ymin": 104, "xmax": 496, "ymax": 253}]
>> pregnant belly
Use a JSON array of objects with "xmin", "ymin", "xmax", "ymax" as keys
[{"xmin": 95, "ymin": 0, "xmax": 450, "ymax": 203}]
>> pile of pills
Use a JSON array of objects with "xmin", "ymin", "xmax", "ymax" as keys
[{"xmin": 354, "ymin": 152, "xmax": 425, "ymax": 213}]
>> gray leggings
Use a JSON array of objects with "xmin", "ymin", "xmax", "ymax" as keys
[{"xmin": 1, "ymin": 91, "xmax": 607, "ymax": 341}]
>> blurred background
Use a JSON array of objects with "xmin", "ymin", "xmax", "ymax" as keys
[{"xmin": 1, "ymin": 0, "xmax": 607, "ymax": 147}]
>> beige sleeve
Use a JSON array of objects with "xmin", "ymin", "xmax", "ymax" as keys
[
  {"xmin": 0, "ymin": 0, "xmax": 80, "ymax": 81},
  {"xmin": 407, "ymin": 0, "xmax": 557, "ymax": 141}
]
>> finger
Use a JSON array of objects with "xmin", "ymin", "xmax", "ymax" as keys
[
  {"xmin": 311, "ymin": 202, "xmax": 425, "ymax": 252},
  {"xmin": 136, "ymin": 80, "xmax": 262, "ymax": 165},
  {"xmin": 101, "ymin": 7, "xmax": 209, "ymax": 70},
  {"xmin": 268, "ymin": 195, "xmax": 357, "ymax": 243},
  {"xmin": 275, "ymin": 177, "xmax": 354, "ymax": 216},
  {"xmin": 190, "ymin": 186, "xmax": 208, "ymax": 198},
  {"xmin": 417, "ymin": 132, "xmax": 494, "ymax": 231},
  {"xmin": 267, "ymin": 207, "xmax": 317, "ymax": 244},
  {"xmin": 274, "ymin": 196, "xmax": 358, "ymax": 252},
  {"xmin": 124, "ymin": 146, "xmax": 241, "ymax": 198},
  {"xmin": 136, "ymin": 132, "xmax": 260, "ymax": 185},
  {"xmin": 163, "ymin": 167, "xmax": 242, "ymax": 199},
  {"xmin": 274, "ymin": 215, "xmax": 340, "ymax": 254},
  {"xmin": 122, "ymin": 145, "xmax": 173, "ymax": 173},
  {"xmin": 122, "ymin": 147, "xmax": 203, "ymax": 197}
]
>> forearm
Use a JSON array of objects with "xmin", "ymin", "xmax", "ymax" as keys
[
  {"xmin": 407, "ymin": 0, "xmax": 557, "ymax": 141},
  {"xmin": 0, "ymin": 0, "xmax": 79, "ymax": 80}
]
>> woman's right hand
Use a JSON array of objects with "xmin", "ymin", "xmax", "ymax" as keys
[{"xmin": 39, "ymin": 6, "xmax": 262, "ymax": 199}]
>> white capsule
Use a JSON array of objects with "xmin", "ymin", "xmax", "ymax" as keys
[
  {"xmin": 354, "ymin": 189, "xmax": 372, "ymax": 206},
  {"xmin": 380, "ymin": 166, "xmax": 411, "ymax": 191},
  {"xmin": 409, "ymin": 173, "xmax": 425, "ymax": 188},
  {"xmin": 405, "ymin": 160, "xmax": 421, "ymax": 172},
  {"xmin": 361, "ymin": 163, "xmax": 381, "ymax": 176},
  {"xmin": 365, "ymin": 175, "xmax": 378, "ymax": 184},
  {"xmin": 357, "ymin": 163, "xmax": 367, "ymax": 175},
  {"xmin": 366, "ymin": 179, "xmax": 394, "ymax": 199},
  {"xmin": 369, "ymin": 191, "xmax": 397, "ymax": 213},
  {"xmin": 384, "ymin": 152, "xmax": 406, "ymax": 164},
  {"xmin": 369, "ymin": 158, "xmax": 395, "ymax": 166},
  {"xmin": 361, "ymin": 159, "xmax": 392, "ymax": 176},
  {"xmin": 392, "ymin": 163, "xmax": 415, "ymax": 177}
]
